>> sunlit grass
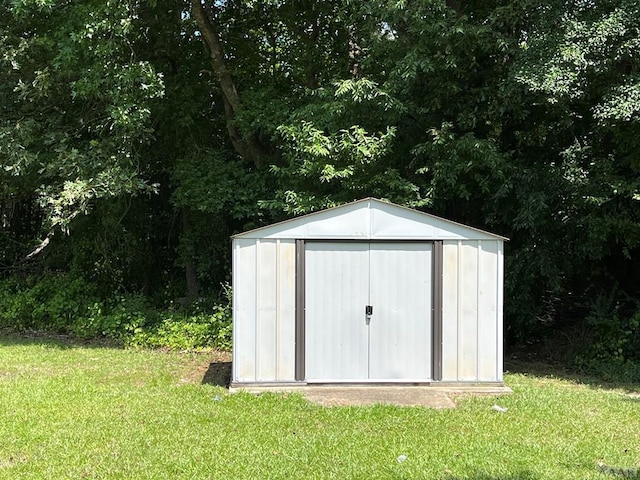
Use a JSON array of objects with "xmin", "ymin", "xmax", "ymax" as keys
[{"xmin": 0, "ymin": 335, "xmax": 638, "ymax": 479}]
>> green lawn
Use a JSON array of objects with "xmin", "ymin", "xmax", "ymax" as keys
[{"xmin": 0, "ymin": 335, "xmax": 638, "ymax": 479}]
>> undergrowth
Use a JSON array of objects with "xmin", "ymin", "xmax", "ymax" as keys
[{"xmin": 0, "ymin": 274, "xmax": 232, "ymax": 351}]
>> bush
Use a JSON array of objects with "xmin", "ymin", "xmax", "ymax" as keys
[
  {"xmin": 590, "ymin": 302, "xmax": 638, "ymax": 362},
  {"xmin": 126, "ymin": 305, "xmax": 232, "ymax": 351},
  {"xmin": 572, "ymin": 294, "xmax": 640, "ymax": 378},
  {"xmin": 78, "ymin": 294, "xmax": 158, "ymax": 339},
  {"xmin": 0, "ymin": 274, "xmax": 233, "ymax": 351},
  {"xmin": 0, "ymin": 274, "xmax": 100, "ymax": 332},
  {"xmin": 574, "ymin": 358, "xmax": 640, "ymax": 384}
]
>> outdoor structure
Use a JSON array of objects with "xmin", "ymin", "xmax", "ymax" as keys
[{"xmin": 231, "ymin": 198, "xmax": 507, "ymax": 388}]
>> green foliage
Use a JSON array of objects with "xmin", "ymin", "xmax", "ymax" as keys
[
  {"xmin": 1, "ymin": 0, "xmax": 164, "ymax": 232},
  {"xmin": 504, "ymin": 0, "xmax": 640, "ymax": 345},
  {"xmin": 0, "ymin": 275, "xmax": 233, "ymax": 351},
  {"xmin": 172, "ymin": 148, "xmax": 267, "ymax": 220},
  {"xmin": 264, "ymin": 78, "xmax": 421, "ymax": 214},
  {"xmin": 81, "ymin": 294, "xmax": 157, "ymax": 340},
  {"xmin": 126, "ymin": 301, "xmax": 233, "ymax": 351},
  {"xmin": 575, "ymin": 359, "xmax": 640, "ymax": 386},
  {"xmin": 268, "ymin": 119, "xmax": 402, "ymax": 214},
  {"xmin": 0, "ymin": 274, "xmax": 100, "ymax": 332},
  {"xmin": 574, "ymin": 295, "xmax": 640, "ymax": 372},
  {"xmin": 1, "ymin": 0, "xmax": 640, "ymax": 366}
]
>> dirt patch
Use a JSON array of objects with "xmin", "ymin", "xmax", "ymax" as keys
[
  {"xmin": 176, "ymin": 350, "xmax": 231, "ymax": 386},
  {"xmin": 205, "ymin": 350, "xmax": 232, "ymax": 363}
]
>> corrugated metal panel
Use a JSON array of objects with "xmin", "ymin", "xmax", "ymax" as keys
[
  {"xmin": 234, "ymin": 198, "xmax": 507, "ymax": 241},
  {"xmin": 369, "ymin": 243, "xmax": 432, "ymax": 380},
  {"xmin": 477, "ymin": 241, "xmax": 499, "ymax": 381},
  {"xmin": 233, "ymin": 239, "xmax": 257, "ymax": 382},
  {"xmin": 441, "ymin": 240, "xmax": 503, "ymax": 382},
  {"xmin": 497, "ymin": 243, "xmax": 505, "ymax": 382},
  {"xmin": 233, "ymin": 239, "xmax": 297, "ymax": 383},
  {"xmin": 256, "ymin": 240, "xmax": 277, "ymax": 381},
  {"xmin": 305, "ymin": 243, "xmax": 370, "ymax": 380},
  {"xmin": 459, "ymin": 241, "xmax": 479, "ymax": 381},
  {"xmin": 441, "ymin": 242, "xmax": 460, "ymax": 381},
  {"xmin": 276, "ymin": 240, "xmax": 296, "ymax": 381}
]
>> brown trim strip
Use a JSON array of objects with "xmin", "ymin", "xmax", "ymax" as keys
[
  {"xmin": 295, "ymin": 240, "xmax": 306, "ymax": 381},
  {"xmin": 432, "ymin": 240, "xmax": 443, "ymax": 381}
]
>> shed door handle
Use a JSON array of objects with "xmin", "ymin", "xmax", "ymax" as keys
[{"xmin": 365, "ymin": 305, "xmax": 373, "ymax": 316}]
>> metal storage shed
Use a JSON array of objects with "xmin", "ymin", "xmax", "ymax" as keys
[{"xmin": 231, "ymin": 198, "xmax": 507, "ymax": 387}]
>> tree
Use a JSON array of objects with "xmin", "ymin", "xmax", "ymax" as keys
[
  {"xmin": 1, "ymin": 0, "xmax": 163, "ymax": 263},
  {"xmin": 506, "ymin": 0, "xmax": 640, "ymax": 356},
  {"xmin": 0, "ymin": 0, "xmax": 638, "ymax": 365}
]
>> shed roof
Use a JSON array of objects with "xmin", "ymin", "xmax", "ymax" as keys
[{"xmin": 233, "ymin": 198, "xmax": 508, "ymax": 241}]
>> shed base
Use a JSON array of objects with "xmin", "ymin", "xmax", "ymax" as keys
[
  {"xmin": 229, "ymin": 382, "xmax": 513, "ymax": 394},
  {"xmin": 229, "ymin": 382, "xmax": 511, "ymax": 408},
  {"xmin": 229, "ymin": 382, "xmax": 512, "ymax": 395}
]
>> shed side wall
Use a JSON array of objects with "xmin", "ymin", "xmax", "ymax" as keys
[
  {"xmin": 441, "ymin": 241, "xmax": 459, "ymax": 381},
  {"xmin": 496, "ymin": 242, "xmax": 504, "ymax": 382},
  {"xmin": 459, "ymin": 241, "xmax": 479, "ymax": 380},
  {"xmin": 233, "ymin": 239, "xmax": 296, "ymax": 383},
  {"xmin": 441, "ymin": 240, "xmax": 503, "ymax": 382}
]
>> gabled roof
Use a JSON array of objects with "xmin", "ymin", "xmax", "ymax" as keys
[{"xmin": 233, "ymin": 198, "xmax": 508, "ymax": 241}]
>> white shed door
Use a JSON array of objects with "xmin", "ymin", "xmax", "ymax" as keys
[{"xmin": 305, "ymin": 242, "xmax": 432, "ymax": 382}]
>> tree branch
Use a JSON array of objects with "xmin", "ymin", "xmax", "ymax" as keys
[{"xmin": 24, "ymin": 234, "xmax": 51, "ymax": 261}]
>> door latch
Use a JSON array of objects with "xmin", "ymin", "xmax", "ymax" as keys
[{"xmin": 365, "ymin": 305, "xmax": 373, "ymax": 317}]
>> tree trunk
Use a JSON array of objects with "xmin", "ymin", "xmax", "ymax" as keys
[
  {"xmin": 190, "ymin": 0, "xmax": 265, "ymax": 166},
  {"xmin": 182, "ymin": 209, "xmax": 200, "ymax": 297}
]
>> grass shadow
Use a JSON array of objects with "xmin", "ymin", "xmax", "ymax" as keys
[
  {"xmin": 505, "ymin": 357, "xmax": 640, "ymax": 393},
  {"xmin": 390, "ymin": 471, "xmax": 539, "ymax": 480},
  {"xmin": 445, "ymin": 474, "xmax": 538, "ymax": 480},
  {"xmin": 0, "ymin": 330, "xmax": 123, "ymax": 350},
  {"xmin": 201, "ymin": 361, "xmax": 232, "ymax": 388}
]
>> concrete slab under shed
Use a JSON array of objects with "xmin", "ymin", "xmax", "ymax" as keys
[{"xmin": 229, "ymin": 384, "xmax": 512, "ymax": 408}]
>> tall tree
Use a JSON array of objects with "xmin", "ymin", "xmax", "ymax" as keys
[
  {"xmin": 1, "ymin": 0, "xmax": 638, "ymax": 363},
  {"xmin": 1, "ymin": 0, "xmax": 164, "ymax": 260}
]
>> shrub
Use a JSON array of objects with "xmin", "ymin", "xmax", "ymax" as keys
[
  {"xmin": 0, "ymin": 274, "xmax": 233, "ymax": 351},
  {"xmin": 126, "ymin": 287, "xmax": 233, "ymax": 351},
  {"xmin": 126, "ymin": 307, "xmax": 232, "ymax": 351},
  {"xmin": 0, "ymin": 274, "xmax": 100, "ymax": 332},
  {"xmin": 573, "ymin": 294, "xmax": 640, "ymax": 379},
  {"xmin": 76, "ymin": 294, "xmax": 157, "ymax": 339}
]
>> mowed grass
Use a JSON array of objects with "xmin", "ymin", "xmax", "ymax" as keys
[{"xmin": 0, "ymin": 336, "xmax": 639, "ymax": 480}]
